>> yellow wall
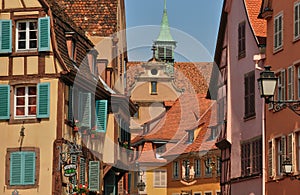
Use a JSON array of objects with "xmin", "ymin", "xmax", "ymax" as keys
[
  {"xmin": 168, "ymin": 183, "xmax": 220, "ymax": 195},
  {"xmin": 0, "ymin": 79, "xmax": 58, "ymax": 195},
  {"xmin": 142, "ymin": 168, "xmax": 167, "ymax": 195}
]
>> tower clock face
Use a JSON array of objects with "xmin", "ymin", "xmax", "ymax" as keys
[{"xmin": 151, "ymin": 69, "xmax": 158, "ymax": 75}]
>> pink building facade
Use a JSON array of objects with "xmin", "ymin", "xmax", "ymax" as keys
[{"xmin": 210, "ymin": 0, "xmax": 266, "ymax": 194}]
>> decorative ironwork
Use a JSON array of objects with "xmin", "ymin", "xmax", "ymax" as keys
[
  {"xmin": 271, "ymin": 100, "xmax": 300, "ymax": 116},
  {"xmin": 57, "ymin": 141, "xmax": 82, "ymax": 171}
]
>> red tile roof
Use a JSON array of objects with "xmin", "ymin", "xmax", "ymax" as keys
[
  {"xmin": 57, "ymin": 0, "xmax": 118, "ymax": 37},
  {"xmin": 126, "ymin": 61, "xmax": 213, "ymax": 94},
  {"xmin": 244, "ymin": 0, "xmax": 267, "ymax": 38}
]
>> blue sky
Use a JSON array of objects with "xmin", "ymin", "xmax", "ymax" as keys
[{"xmin": 125, "ymin": 0, "xmax": 223, "ymax": 62}]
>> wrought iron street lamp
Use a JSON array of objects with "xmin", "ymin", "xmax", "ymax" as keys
[
  {"xmin": 257, "ymin": 66, "xmax": 300, "ymax": 115},
  {"xmin": 136, "ymin": 162, "xmax": 146, "ymax": 191}
]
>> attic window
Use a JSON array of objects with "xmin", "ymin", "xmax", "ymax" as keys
[
  {"xmin": 87, "ymin": 49, "xmax": 99, "ymax": 75},
  {"xmin": 187, "ymin": 130, "xmax": 194, "ymax": 143},
  {"xmin": 156, "ymin": 144, "xmax": 166, "ymax": 154},
  {"xmin": 65, "ymin": 32, "xmax": 77, "ymax": 61}
]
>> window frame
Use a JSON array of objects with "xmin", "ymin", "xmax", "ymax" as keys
[
  {"xmin": 287, "ymin": 66, "xmax": 294, "ymax": 100},
  {"xmin": 294, "ymin": 1, "xmax": 300, "ymax": 40},
  {"xmin": 297, "ymin": 66, "xmax": 300, "ymax": 99},
  {"xmin": 194, "ymin": 159, "xmax": 201, "ymax": 178},
  {"xmin": 150, "ymin": 81, "xmax": 157, "ymax": 95},
  {"xmin": 153, "ymin": 169, "xmax": 167, "ymax": 188},
  {"xmin": 274, "ymin": 12, "xmax": 283, "ymax": 52},
  {"xmin": 16, "ymin": 20, "xmax": 38, "ymax": 51},
  {"xmin": 277, "ymin": 70, "xmax": 286, "ymax": 101},
  {"xmin": 241, "ymin": 137, "xmax": 262, "ymax": 176},
  {"xmin": 172, "ymin": 161, "xmax": 180, "ymax": 179},
  {"xmin": 14, "ymin": 85, "xmax": 37, "ymax": 119},
  {"xmin": 5, "ymin": 147, "xmax": 40, "ymax": 189}
]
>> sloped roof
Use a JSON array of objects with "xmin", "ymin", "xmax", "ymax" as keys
[
  {"xmin": 57, "ymin": 0, "xmax": 118, "ymax": 37},
  {"xmin": 244, "ymin": 0, "xmax": 267, "ymax": 38},
  {"xmin": 132, "ymin": 94, "xmax": 213, "ymax": 144},
  {"xmin": 126, "ymin": 61, "xmax": 212, "ymax": 94}
]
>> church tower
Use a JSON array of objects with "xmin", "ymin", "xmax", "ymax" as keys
[{"xmin": 154, "ymin": 0, "xmax": 177, "ymax": 64}]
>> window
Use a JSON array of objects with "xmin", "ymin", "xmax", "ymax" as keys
[
  {"xmin": 79, "ymin": 158, "xmax": 86, "ymax": 185},
  {"xmin": 276, "ymin": 136, "xmax": 286, "ymax": 175},
  {"xmin": 156, "ymin": 144, "xmax": 166, "ymax": 155},
  {"xmin": 194, "ymin": 159, "xmax": 201, "ymax": 178},
  {"xmin": 153, "ymin": 170, "xmax": 166, "ymax": 187},
  {"xmin": 6, "ymin": 148, "xmax": 39, "ymax": 187},
  {"xmin": 166, "ymin": 46, "xmax": 172, "ymax": 59},
  {"xmin": 244, "ymin": 71, "xmax": 255, "ymax": 118},
  {"xmin": 158, "ymin": 46, "xmax": 164, "ymax": 59},
  {"xmin": 238, "ymin": 21, "xmax": 246, "ymax": 58},
  {"xmin": 216, "ymin": 192, "xmax": 221, "ymax": 195},
  {"xmin": 194, "ymin": 193, "xmax": 202, "ymax": 195},
  {"xmin": 216, "ymin": 157, "xmax": 221, "ymax": 176},
  {"xmin": 278, "ymin": 70, "xmax": 286, "ymax": 101},
  {"xmin": 241, "ymin": 138, "xmax": 262, "ymax": 176},
  {"xmin": 16, "ymin": 21, "xmax": 38, "ymax": 50},
  {"xmin": 204, "ymin": 192, "xmax": 212, "ymax": 195},
  {"xmin": 298, "ymin": 66, "xmax": 300, "ymax": 99},
  {"xmin": 210, "ymin": 126, "xmax": 220, "ymax": 140},
  {"xmin": 15, "ymin": 86, "xmax": 37, "ymax": 118},
  {"xmin": 151, "ymin": 81, "xmax": 157, "ymax": 94},
  {"xmin": 287, "ymin": 66, "xmax": 294, "ymax": 100},
  {"xmin": 183, "ymin": 160, "xmax": 190, "ymax": 179},
  {"xmin": 187, "ymin": 130, "xmax": 194, "ymax": 143},
  {"xmin": 296, "ymin": 132, "xmax": 300, "ymax": 172},
  {"xmin": 10, "ymin": 83, "xmax": 50, "ymax": 120},
  {"xmin": 173, "ymin": 161, "xmax": 179, "ymax": 179},
  {"xmin": 274, "ymin": 13, "xmax": 283, "ymax": 51},
  {"xmin": 295, "ymin": 2, "xmax": 300, "ymax": 39},
  {"xmin": 204, "ymin": 158, "xmax": 212, "ymax": 176}
]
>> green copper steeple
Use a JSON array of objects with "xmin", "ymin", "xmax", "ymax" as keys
[
  {"xmin": 157, "ymin": 0, "xmax": 174, "ymax": 41},
  {"xmin": 154, "ymin": 0, "xmax": 176, "ymax": 64}
]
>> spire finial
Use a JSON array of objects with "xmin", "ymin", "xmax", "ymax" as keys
[{"xmin": 164, "ymin": 0, "xmax": 167, "ymax": 10}]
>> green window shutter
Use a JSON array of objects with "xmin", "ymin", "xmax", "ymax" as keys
[
  {"xmin": 79, "ymin": 158, "xmax": 86, "ymax": 184},
  {"xmin": 71, "ymin": 154, "xmax": 77, "ymax": 185},
  {"xmin": 80, "ymin": 93, "xmax": 91, "ymax": 128},
  {"xmin": 0, "ymin": 85, "xmax": 10, "ymax": 120},
  {"xmin": 23, "ymin": 152, "xmax": 35, "ymax": 185},
  {"xmin": 68, "ymin": 86, "xmax": 73, "ymax": 121},
  {"xmin": 96, "ymin": 100, "xmax": 108, "ymax": 133},
  {"xmin": 89, "ymin": 161, "xmax": 100, "ymax": 191},
  {"xmin": 0, "ymin": 20, "xmax": 12, "ymax": 53},
  {"xmin": 38, "ymin": 17, "xmax": 50, "ymax": 52},
  {"xmin": 37, "ymin": 82, "xmax": 50, "ymax": 118},
  {"xmin": 10, "ymin": 152, "xmax": 22, "ymax": 185}
]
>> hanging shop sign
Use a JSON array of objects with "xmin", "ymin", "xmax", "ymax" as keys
[{"xmin": 63, "ymin": 164, "xmax": 77, "ymax": 177}]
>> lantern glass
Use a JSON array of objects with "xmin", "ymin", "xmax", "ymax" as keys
[
  {"xmin": 261, "ymin": 79, "xmax": 277, "ymax": 97},
  {"xmin": 282, "ymin": 160, "xmax": 293, "ymax": 174}
]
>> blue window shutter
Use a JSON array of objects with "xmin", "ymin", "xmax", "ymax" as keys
[
  {"xmin": 96, "ymin": 100, "xmax": 108, "ymax": 133},
  {"xmin": 23, "ymin": 152, "xmax": 35, "ymax": 185},
  {"xmin": 0, "ymin": 85, "xmax": 10, "ymax": 120},
  {"xmin": 37, "ymin": 82, "xmax": 50, "ymax": 118},
  {"xmin": 10, "ymin": 152, "xmax": 22, "ymax": 185},
  {"xmin": 38, "ymin": 17, "xmax": 50, "ymax": 51},
  {"xmin": 89, "ymin": 161, "xmax": 100, "ymax": 191},
  {"xmin": 79, "ymin": 158, "xmax": 86, "ymax": 184},
  {"xmin": 0, "ymin": 20, "xmax": 12, "ymax": 53},
  {"xmin": 80, "ymin": 93, "xmax": 91, "ymax": 128}
]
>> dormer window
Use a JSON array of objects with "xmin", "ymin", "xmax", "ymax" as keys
[
  {"xmin": 87, "ymin": 49, "xmax": 98, "ymax": 75},
  {"xmin": 16, "ymin": 21, "xmax": 38, "ymax": 50},
  {"xmin": 155, "ymin": 144, "xmax": 166, "ymax": 155},
  {"xmin": 65, "ymin": 32, "xmax": 77, "ymax": 61},
  {"xmin": 187, "ymin": 130, "xmax": 194, "ymax": 143}
]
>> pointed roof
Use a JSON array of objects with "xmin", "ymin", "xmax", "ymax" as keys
[{"xmin": 156, "ymin": 0, "xmax": 175, "ymax": 42}]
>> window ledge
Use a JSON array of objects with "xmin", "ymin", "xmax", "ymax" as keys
[
  {"xmin": 151, "ymin": 92, "xmax": 158, "ymax": 95},
  {"xmin": 243, "ymin": 114, "xmax": 256, "ymax": 121},
  {"xmin": 9, "ymin": 118, "xmax": 40, "ymax": 124},
  {"xmin": 273, "ymin": 47, "xmax": 283, "ymax": 54},
  {"xmin": 293, "ymin": 36, "xmax": 300, "ymax": 43}
]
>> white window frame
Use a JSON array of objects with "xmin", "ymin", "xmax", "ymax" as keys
[
  {"xmin": 14, "ymin": 85, "xmax": 37, "ymax": 119},
  {"xmin": 153, "ymin": 169, "xmax": 167, "ymax": 188},
  {"xmin": 277, "ymin": 70, "xmax": 286, "ymax": 101},
  {"xmin": 287, "ymin": 66, "xmax": 294, "ymax": 100},
  {"xmin": 194, "ymin": 192, "xmax": 202, "ymax": 195},
  {"xmin": 16, "ymin": 20, "xmax": 38, "ymax": 51},
  {"xmin": 297, "ymin": 132, "xmax": 300, "ymax": 172},
  {"xmin": 274, "ymin": 12, "xmax": 283, "ymax": 51},
  {"xmin": 295, "ymin": 1, "xmax": 300, "ymax": 40},
  {"xmin": 216, "ymin": 191, "xmax": 221, "ymax": 195},
  {"xmin": 204, "ymin": 191, "xmax": 212, "ymax": 195}
]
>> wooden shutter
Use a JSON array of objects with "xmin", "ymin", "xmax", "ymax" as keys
[
  {"xmin": 70, "ymin": 154, "xmax": 77, "ymax": 185},
  {"xmin": 0, "ymin": 20, "xmax": 12, "ymax": 53},
  {"xmin": 154, "ymin": 171, "xmax": 160, "ymax": 187},
  {"xmin": 288, "ymin": 66, "xmax": 294, "ymax": 100},
  {"xmin": 80, "ymin": 93, "xmax": 91, "ymax": 128},
  {"xmin": 10, "ymin": 152, "xmax": 22, "ymax": 185},
  {"xmin": 161, "ymin": 170, "xmax": 166, "ymax": 186},
  {"xmin": 38, "ymin": 17, "xmax": 50, "ymax": 51},
  {"xmin": 37, "ymin": 83, "xmax": 50, "ymax": 118},
  {"xmin": 0, "ymin": 84, "xmax": 10, "ymax": 119},
  {"xmin": 96, "ymin": 100, "xmax": 108, "ymax": 133},
  {"xmin": 288, "ymin": 134, "xmax": 293, "ymax": 162},
  {"xmin": 79, "ymin": 158, "xmax": 86, "ymax": 184},
  {"xmin": 268, "ymin": 140, "xmax": 273, "ymax": 178},
  {"xmin": 10, "ymin": 152, "xmax": 35, "ymax": 185},
  {"xmin": 68, "ymin": 86, "xmax": 73, "ymax": 121},
  {"xmin": 23, "ymin": 152, "xmax": 35, "ymax": 185},
  {"xmin": 89, "ymin": 161, "xmax": 100, "ymax": 191}
]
